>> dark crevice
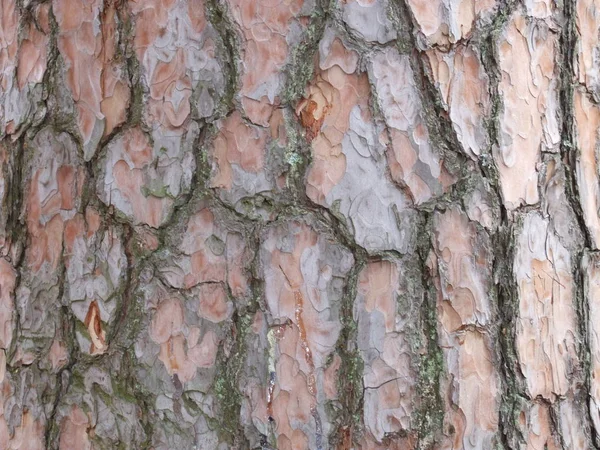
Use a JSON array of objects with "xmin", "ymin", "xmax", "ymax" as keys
[
  {"xmin": 281, "ymin": 0, "xmax": 334, "ymax": 105},
  {"xmin": 558, "ymin": 0, "xmax": 599, "ymax": 446},
  {"xmin": 205, "ymin": 0, "xmax": 240, "ymax": 115},
  {"xmin": 43, "ymin": 305, "xmax": 79, "ymax": 449},
  {"xmin": 5, "ymin": 137, "xmax": 27, "ymax": 366},
  {"xmin": 476, "ymin": 2, "xmax": 527, "ymax": 449},
  {"xmin": 328, "ymin": 256, "xmax": 366, "ymax": 449},
  {"xmin": 105, "ymin": 223, "xmax": 135, "ymax": 347}
]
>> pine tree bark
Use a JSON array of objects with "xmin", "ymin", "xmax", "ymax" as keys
[{"xmin": 0, "ymin": 0, "xmax": 598, "ymax": 448}]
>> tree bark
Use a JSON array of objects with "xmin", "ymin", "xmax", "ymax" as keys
[{"xmin": 0, "ymin": 0, "xmax": 598, "ymax": 448}]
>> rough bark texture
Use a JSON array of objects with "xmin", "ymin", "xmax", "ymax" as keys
[{"xmin": 0, "ymin": 0, "xmax": 598, "ymax": 449}]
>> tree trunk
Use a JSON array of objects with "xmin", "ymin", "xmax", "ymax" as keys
[{"xmin": 0, "ymin": 0, "xmax": 598, "ymax": 448}]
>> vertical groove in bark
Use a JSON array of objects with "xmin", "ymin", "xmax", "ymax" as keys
[
  {"xmin": 479, "ymin": 7, "xmax": 521, "ymax": 449},
  {"xmin": 477, "ymin": 4, "xmax": 526, "ymax": 449},
  {"xmin": 415, "ymin": 214, "xmax": 445, "ymax": 450},
  {"xmin": 329, "ymin": 256, "xmax": 364, "ymax": 449},
  {"xmin": 559, "ymin": 0, "xmax": 598, "ymax": 447}
]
